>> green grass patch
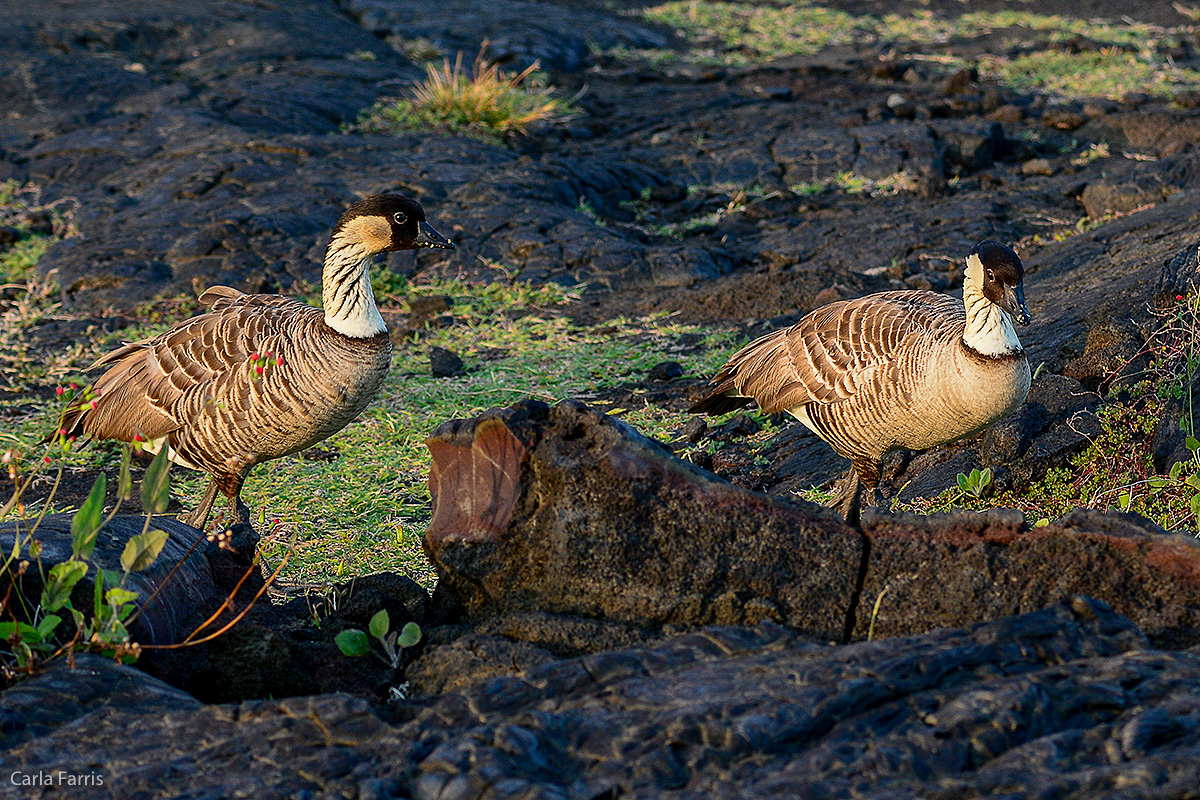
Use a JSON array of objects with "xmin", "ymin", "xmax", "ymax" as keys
[
  {"xmin": 633, "ymin": 2, "xmax": 1200, "ymax": 101},
  {"xmin": 983, "ymin": 48, "xmax": 1200, "ymax": 100},
  {"xmin": 0, "ymin": 237, "xmax": 51, "ymax": 286},
  {"xmin": 643, "ymin": 0, "xmax": 864, "ymax": 64}
]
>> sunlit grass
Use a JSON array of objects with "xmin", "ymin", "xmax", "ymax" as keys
[
  {"xmin": 354, "ymin": 45, "xmax": 577, "ymax": 142},
  {"xmin": 983, "ymin": 48, "xmax": 1200, "ymax": 100},
  {"xmin": 634, "ymin": 1, "xmax": 1200, "ymax": 101}
]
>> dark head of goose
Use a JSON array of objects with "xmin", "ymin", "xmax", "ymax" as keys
[
  {"xmin": 331, "ymin": 194, "xmax": 455, "ymax": 254},
  {"xmin": 970, "ymin": 239, "xmax": 1030, "ymax": 326}
]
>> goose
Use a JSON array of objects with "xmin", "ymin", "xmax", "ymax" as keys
[
  {"xmin": 690, "ymin": 239, "xmax": 1032, "ymax": 523},
  {"xmin": 59, "ymin": 194, "xmax": 454, "ymax": 529}
]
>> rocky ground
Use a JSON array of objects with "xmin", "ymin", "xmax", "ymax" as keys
[{"xmin": 5, "ymin": 0, "xmax": 1200, "ymax": 796}]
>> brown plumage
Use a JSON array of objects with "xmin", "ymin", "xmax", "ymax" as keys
[
  {"xmin": 60, "ymin": 194, "xmax": 454, "ymax": 529},
  {"xmin": 691, "ymin": 240, "xmax": 1032, "ymax": 522}
]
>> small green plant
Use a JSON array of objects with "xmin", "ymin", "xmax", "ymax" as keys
[
  {"xmin": 354, "ymin": 44, "xmax": 576, "ymax": 142},
  {"xmin": 335, "ymin": 609, "xmax": 422, "ymax": 669},
  {"xmin": 956, "ymin": 467, "xmax": 993, "ymax": 501},
  {"xmin": 1, "ymin": 414, "xmax": 172, "ymax": 675},
  {"xmin": 1, "ymin": 386, "xmax": 292, "ymax": 683}
]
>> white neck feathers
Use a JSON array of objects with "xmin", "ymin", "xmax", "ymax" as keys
[
  {"xmin": 322, "ymin": 237, "xmax": 387, "ymax": 339},
  {"xmin": 961, "ymin": 253, "xmax": 1022, "ymax": 358}
]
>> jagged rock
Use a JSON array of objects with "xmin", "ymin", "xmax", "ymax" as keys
[
  {"xmin": 1081, "ymin": 110, "xmax": 1200, "ymax": 156},
  {"xmin": 934, "ymin": 120, "xmax": 1006, "ymax": 174},
  {"xmin": 1080, "ymin": 178, "xmax": 1172, "ymax": 218},
  {"xmin": 428, "ymin": 345, "xmax": 465, "ymax": 377},
  {"xmin": 8, "ymin": 600, "xmax": 1200, "ymax": 798},
  {"xmin": 1158, "ymin": 239, "xmax": 1200, "ymax": 305},
  {"xmin": 1062, "ymin": 317, "xmax": 1150, "ymax": 391},
  {"xmin": 0, "ymin": 514, "xmax": 214, "ymax": 645},
  {"xmin": 0, "ymin": 653, "xmax": 200, "ymax": 750},
  {"xmin": 771, "ymin": 126, "xmax": 859, "ymax": 185},
  {"xmin": 424, "ymin": 399, "xmax": 1200, "ymax": 657},
  {"xmin": 1042, "ymin": 108, "xmax": 1090, "ymax": 131},
  {"xmin": 850, "ymin": 122, "xmax": 944, "ymax": 191},
  {"xmin": 424, "ymin": 399, "xmax": 861, "ymax": 640}
]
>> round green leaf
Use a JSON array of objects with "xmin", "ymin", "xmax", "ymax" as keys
[
  {"xmin": 396, "ymin": 621, "xmax": 422, "ymax": 648},
  {"xmin": 368, "ymin": 609, "xmax": 390, "ymax": 640},
  {"xmin": 335, "ymin": 629, "xmax": 371, "ymax": 657}
]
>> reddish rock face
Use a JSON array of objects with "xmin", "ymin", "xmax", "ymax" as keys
[
  {"xmin": 427, "ymin": 417, "xmax": 528, "ymax": 544},
  {"xmin": 424, "ymin": 399, "xmax": 863, "ymax": 640}
]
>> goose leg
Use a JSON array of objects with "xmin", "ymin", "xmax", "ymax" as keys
[
  {"xmin": 182, "ymin": 479, "xmax": 220, "ymax": 531},
  {"xmin": 222, "ymin": 472, "xmax": 253, "ymax": 528},
  {"xmin": 829, "ymin": 470, "xmax": 864, "ymax": 527},
  {"xmin": 231, "ymin": 494, "xmax": 252, "ymax": 527}
]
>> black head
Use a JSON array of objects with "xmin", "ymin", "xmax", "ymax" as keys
[
  {"xmin": 333, "ymin": 194, "xmax": 455, "ymax": 254},
  {"xmin": 969, "ymin": 239, "xmax": 1030, "ymax": 325}
]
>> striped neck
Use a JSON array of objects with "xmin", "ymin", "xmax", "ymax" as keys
[
  {"xmin": 322, "ymin": 238, "xmax": 387, "ymax": 338},
  {"xmin": 961, "ymin": 280, "xmax": 1022, "ymax": 358}
]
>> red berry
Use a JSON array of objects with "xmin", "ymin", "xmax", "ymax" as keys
[
  {"xmin": 250, "ymin": 352, "xmax": 260, "ymax": 361},
  {"xmin": 255, "ymin": 365, "xmax": 264, "ymax": 374},
  {"xmin": 276, "ymin": 356, "xmax": 284, "ymax": 366},
  {"xmin": 70, "ymin": 382, "xmax": 78, "ymax": 390},
  {"xmin": 56, "ymin": 386, "xmax": 64, "ymax": 396},
  {"xmin": 89, "ymin": 400, "xmax": 97, "ymax": 409}
]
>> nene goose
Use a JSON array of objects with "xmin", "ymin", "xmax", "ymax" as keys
[
  {"xmin": 691, "ymin": 239, "xmax": 1032, "ymax": 523},
  {"xmin": 60, "ymin": 194, "xmax": 454, "ymax": 529}
]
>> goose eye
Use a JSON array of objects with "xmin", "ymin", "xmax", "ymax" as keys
[
  {"xmin": 392, "ymin": 211, "xmax": 407, "ymax": 225},
  {"xmin": 985, "ymin": 268, "xmax": 995, "ymax": 282}
]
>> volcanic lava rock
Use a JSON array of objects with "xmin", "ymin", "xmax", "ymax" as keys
[{"xmin": 423, "ymin": 399, "xmax": 861, "ymax": 640}]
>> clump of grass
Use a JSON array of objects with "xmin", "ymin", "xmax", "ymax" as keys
[
  {"xmin": 788, "ymin": 171, "xmax": 917, "ymax": 200},
  {"xmin": 355, "ymin": 44, "xmax": 577, "ymax": 142}
]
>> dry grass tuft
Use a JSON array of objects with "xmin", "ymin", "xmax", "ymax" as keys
[{"xmin": 356, "ymin": 44, "xmax": 577, "ymax": 142}]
